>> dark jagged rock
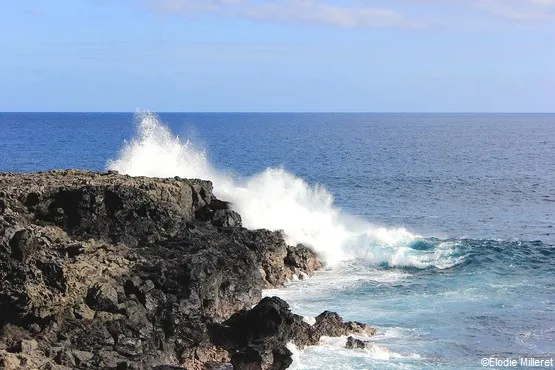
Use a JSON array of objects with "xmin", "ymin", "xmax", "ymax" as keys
[
  {"xmin": 313, "ymin": 311, "xmax": 377, "ymax": 338},
  {"xmin": 285, "ymin": 244, "xmax": 322, "ymax": 278},
  {"xmin": 211, "ymin": 297, "xmax": 376, "ymax": 370},
  {"xmin": 86, "ymin": 282, "xmax": 120, "ymax": 313},
  {"xmin": 10, "ymin": 170, "xmax": 213, "ymax": 246},
  {"xmin": 345, "ymin": 336, "xmax": 370, "ymax": 349},
  {"xmin": 212, "ymin": 297, "xmax": 305, "ymax": 370},
  {"xmin": 212, "ymin": 210, "xmax": 242, "ymax": 228},
  {"xmin": 196, "ymin": 199, "xmax": 242, "ymax": 228},
  {"xmin": 9, "ymin": 229, "xmax": 38, "ymax": 262},
  {"xmin": 228, "ymin": 230, "xmax": 321, "ymax": 288},
  {"xmin": 0, "ymin": 170, "xmax": 338, "ymax": 370}
]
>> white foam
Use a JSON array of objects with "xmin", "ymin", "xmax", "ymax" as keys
[
  {"xmin": 286, "ymin": 342, "xmax": 301, "ymax": 370},
  {"xmin": 107, "ymin": 112, "xmax": 463, "ymax": 269},
  {"xmin": 302, "ymin": 316, "xmax": 316, "ymax": 326},
  {"xmin": 316, "ymin": 336, "xmax": 421, "ymax": 361},
  {"xmin": 263, "ymin": 267, "xmax": 411, "ymax": 306},
  {"xmin": 371, "ymin": 327, "xmax": 423, "ymax": 341}
]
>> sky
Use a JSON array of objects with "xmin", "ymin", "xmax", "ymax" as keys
[{"xmin": 1, "ymin": 0, "xmax": 554, "ymax": 112}]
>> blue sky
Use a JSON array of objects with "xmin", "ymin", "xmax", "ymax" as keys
[{"xmin": 1, "ymin": 0, "xmax": 554, "ymax": 112}]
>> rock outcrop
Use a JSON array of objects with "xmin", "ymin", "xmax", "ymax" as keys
[
  {"xmin": 345, "ymin": 336, "xmax": 371, "ymax": 350},
  {"xmin": 0, "ymin": 170, "xmax": 372, "ymax": 370},
  {"xmin": 212, "ymin": 297, "xmax": 376, "ymax": 370}
]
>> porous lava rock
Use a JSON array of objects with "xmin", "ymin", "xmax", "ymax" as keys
[{"xmin": 0, "ymin": 170, "xmax": 371, "ymax": 370}]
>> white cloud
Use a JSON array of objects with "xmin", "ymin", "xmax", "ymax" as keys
[
  {"xmin": 470, "ymin": 0, "xmax": 555, "ymax": 20},
  {"xmin": 147, "ymin": 0, "xmax": 421, "ymax": 28},
  {"xmin": 141, "ymin": 0, "xmax": 555, "ymax": 28}
]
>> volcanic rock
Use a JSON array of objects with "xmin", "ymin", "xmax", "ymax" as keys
[
  {"xmin": 345, "ymin": 336, "xmax": 370, "ymax": 349},
  {"xmin": 0, "ymin": 170, "xmax": 333, "ymax": 370},
  {"xmin": 211, "ymin": 296, "xmax": 376, "ymax": 370}
]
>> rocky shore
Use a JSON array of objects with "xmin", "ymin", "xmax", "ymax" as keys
[{"xmin": 0, "ymin": 170, "xmax": 375, "ymax": 370}]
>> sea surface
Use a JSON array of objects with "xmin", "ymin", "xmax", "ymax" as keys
[{"xmin": 1, "ymin": 112, "xmax": 554, "ymax": 369}]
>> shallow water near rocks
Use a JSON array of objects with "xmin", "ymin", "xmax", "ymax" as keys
[
  {"xmin": 1, "ymin": 112, "xmax": 554, "ymax": 369},
  {"xmin": 265, "ymin": 238, "xmax": 555, "ymax": 368}
]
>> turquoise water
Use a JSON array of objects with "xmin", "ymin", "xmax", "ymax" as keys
[
  {"xmin": 267, "ymin": 239, "xmax": 555, "ymax": 368},
  {"xmin": 1, "ymin": 112, "xmax": 554, "ymax": 368}
]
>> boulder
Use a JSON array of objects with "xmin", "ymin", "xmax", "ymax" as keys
[
  {"xmin": 313, "ymin": 311, "xmax": 376, "ymax": 338},
  {"xmin": 285, "ymin": 244, "xmax": 322, "ymax": 277},
  {"xmin": 15, "ymin": 339, "xmax": 39, "ymax": 353},
  {"xmin": 196, "ymin": 199, "xmax": 242, "ymax": 228},
  {"xmin": 211, "ymin": 296, "xmax": 376, "ymax": 369},
  {"xmin": 86, "ymin": 283, "xmax": 119, "ymax": 313},
  {"xmin": 345, "ymin": 336, "xmax": 370, "ymax": 349},
  {"xmin": 9, "ymin": 229, "xmax": 38, "ymax": 262}
]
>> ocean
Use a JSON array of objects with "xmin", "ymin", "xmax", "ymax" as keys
[{"xmin": 1, "ymin": 112, "xmax": 554, "ymax": 369}]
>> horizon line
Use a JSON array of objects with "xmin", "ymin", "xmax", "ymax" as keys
[{"xmin": 1, "ymin": 111, "xmax": 554, "ymax": 114}]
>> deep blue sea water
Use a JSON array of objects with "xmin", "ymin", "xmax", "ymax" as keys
[{"xmin": 1, "ymin": 112, "xmax": 554, "ymax": 369}]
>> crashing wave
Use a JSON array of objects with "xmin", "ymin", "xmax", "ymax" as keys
[{"xmin": 107, "ymin": 112, "xmax": 464, "ymax": 269}]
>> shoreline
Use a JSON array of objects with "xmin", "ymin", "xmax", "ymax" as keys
[{"xmin": 0, "ymin": 170, "xmax": 375, "ymax": 370}]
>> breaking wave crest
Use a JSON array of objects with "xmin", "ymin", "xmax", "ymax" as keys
[{"xmin": 107, "ymin": 112, "xmax": 464, "ymax": 269}]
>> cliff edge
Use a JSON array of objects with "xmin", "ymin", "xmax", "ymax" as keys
[{"xmin": 0, "ymin": 170, "xmax": 373, "ymax": 370}]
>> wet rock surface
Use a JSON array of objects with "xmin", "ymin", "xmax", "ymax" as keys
[
  {"xmin": 0, "ymin": 170, "xmax": 373, "ymax": 369},
  {"xmin": 211, "ymin": 297, "xmax": 376, "ymax": 370},
  {"xmin": 345, "ymin": 336, "xmax": 371, "ymax": 349}
]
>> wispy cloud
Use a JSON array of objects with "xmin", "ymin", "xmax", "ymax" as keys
[
  {"xmin": 26, "ymin": 8, "xmax": 43, "ymax": 16},
  {"xmin": 471, "ymin": 0, "xmax": 555, "ymax": 20},
  {"xmin": 140, "ymin": 0, "xmax": 555, "ymax": 28},
  {"xmin": 147, "ymin": 0, "xmax": 421, "ymax": 29}
]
